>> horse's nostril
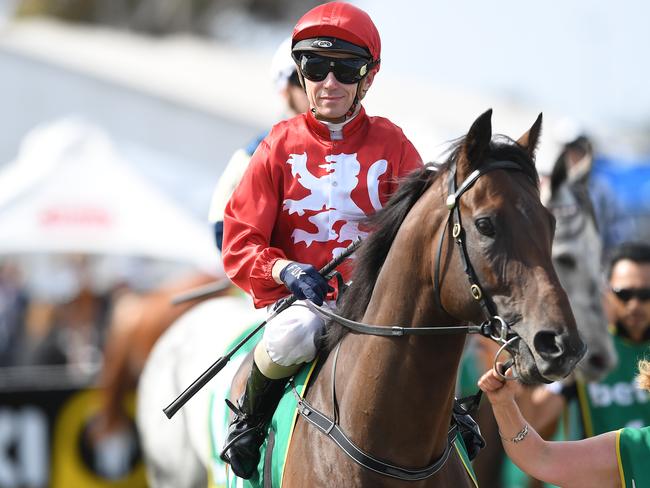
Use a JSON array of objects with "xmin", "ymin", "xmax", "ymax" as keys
[
  {"xmin": 588, "ymin": 354, "xmax": 607, "ymax": 370},
  {"xmin": 533, "ymin": 331, "xmax": 565, "ymax": 360}
]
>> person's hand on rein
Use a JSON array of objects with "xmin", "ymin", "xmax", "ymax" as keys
[
  {"xmin": 279, "ymin": 261, "xmax": 333, "ymax": 306},
  {"xmin": 478, "ymin": 362, "xmax": 522, "ymax": 406}
]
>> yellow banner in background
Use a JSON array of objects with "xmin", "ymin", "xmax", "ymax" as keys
[{"xmin": 51, "ymin": 389, "xmax": 147, "ymax": 488}]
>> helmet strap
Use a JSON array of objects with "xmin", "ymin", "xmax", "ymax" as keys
[{"xmin": 345, "ymin": 81, "xmax": 367, "ymax": 118}]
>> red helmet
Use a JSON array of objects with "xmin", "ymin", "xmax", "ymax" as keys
[{"xmin": 292, "ymin": 2, "xmax": 381, "ymax": 72}]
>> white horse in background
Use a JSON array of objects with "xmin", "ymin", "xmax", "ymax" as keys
[
  {"xmin": 542, "ymin": 163, "xmax": 617, "ymax": 381},
  {"xmin": 136, "ymin": 293, "xmax": 265, "ymax": 488}
]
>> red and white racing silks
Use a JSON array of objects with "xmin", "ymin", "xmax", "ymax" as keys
[{"xmin": 222, "ymin": 107, "xmax": 423, "ymax": 308}]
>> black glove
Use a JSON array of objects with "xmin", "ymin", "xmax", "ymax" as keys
[{"xmin": 279, "ymin": 262, "xmax": 333, "ymax": 306}]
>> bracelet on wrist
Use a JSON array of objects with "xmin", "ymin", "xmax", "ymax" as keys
[{"xmin": 499, "ymin": 424, "xmax": 529, "ymax": 443}]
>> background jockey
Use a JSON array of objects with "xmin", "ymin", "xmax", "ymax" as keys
[
  {"xmin": 219, "ymin": 2, "xmax": 423, "ymax": 479},
  {"xmin": 208, "ymin": 37, "xmax": 309, "ymax": 252}
]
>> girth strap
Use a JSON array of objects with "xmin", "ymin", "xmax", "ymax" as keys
[{"xmin": 292, "ymin": 386, "xmax": 459, "ymax": 481}]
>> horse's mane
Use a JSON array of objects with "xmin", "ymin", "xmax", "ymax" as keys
[{"xmin": 324, "ymin": 135, "xmax": 538, "ymax": 350}]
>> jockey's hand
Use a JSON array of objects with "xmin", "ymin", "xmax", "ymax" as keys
[
  {"xmin": 279, "ymin": 262, "xmax": 333, "ymax": 306},
  {"xmin": 478, "ymin": 363, "xmax": 522, "ymax": 406}
]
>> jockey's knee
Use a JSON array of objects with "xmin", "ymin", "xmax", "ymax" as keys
[
  {"xmin": 259, "ymin": 301, "xmax": 325, "ymax": 372},
  {"xmin": 254, "ymin": 343, "xmax": 301, "ymax": 379}
]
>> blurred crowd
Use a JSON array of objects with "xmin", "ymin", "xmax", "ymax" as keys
[
  {"xmin": 0, "ymin": 256, "xmax": 110, "ymax": 374},
  {"xmin": 0, "ymin": 254, "xmax": 198, "ymax": 379},
  {"xmin": 0, "ymin": 261, "xmax": 28, "ymax": 367}
]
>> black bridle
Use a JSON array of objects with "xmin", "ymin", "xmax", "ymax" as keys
[
  {"xmin": 434, "ymin": 159, "xmax": 525, "ymax": 348},
  {"xmin": 293, "ymin": 159, "xmax": 533, "ymax": 481}
]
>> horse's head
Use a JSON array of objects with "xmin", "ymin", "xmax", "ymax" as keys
[
  {"xmin": 436, "ymin": 109, "xmax": 586, "ymax": 384},
  {"xmin": 542, "ymin": 161, "xmax": 617, "ymax": 381}
]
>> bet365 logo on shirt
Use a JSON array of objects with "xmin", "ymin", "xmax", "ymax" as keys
[{"xmin": 588, "ymin": 380, "xmax": 649, "ymax": 407}]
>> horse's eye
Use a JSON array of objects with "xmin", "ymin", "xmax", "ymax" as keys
[
  {"xmin": 555, "ymin": 253, "xmax": 577, "ymax": 270},
  {"xmin": 475, "ymin": 217, "xmax": 495, "ymax": 237}
]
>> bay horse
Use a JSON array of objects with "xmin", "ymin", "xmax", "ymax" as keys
[
  {"xmin": 138, "ymin": 110, "xmax": 587, "ymax": 488},
  {"xmin": 472, "ymin": 134, "xmax": 617, "ymax": 488},
  {"xmin": 249, "ymin": 109, "xmax": 584, "ymax": 487}
]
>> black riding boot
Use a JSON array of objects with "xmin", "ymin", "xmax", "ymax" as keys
[{"xmin": 220, "ymin": 362, "xmax": 287, "ymax": 479}]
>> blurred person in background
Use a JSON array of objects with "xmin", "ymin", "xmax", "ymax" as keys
[
  {"xmin": 219, "ymin": 2, "xmax": 423, "ymax": 479},
  {"xmin": 549, "ymin": 132, "xmax": 635, "ymax": 255},
  {"xmin": 521, "ymin": 242, "xmax": 650, "ymax": 444},
  {"xmin": 21, "ymin": 255, "xmax": 106, "ymax": 372},
  {"xmin": 0, "ymin": 262, "xmax": 28, "ymax": 366},
  {"xmin": 209, "ymin": 37, "xmax": 309, "ymax": 252},
  {"xmin": 478, "ymin": 360, "xmax": 650, "ymax": 487}
]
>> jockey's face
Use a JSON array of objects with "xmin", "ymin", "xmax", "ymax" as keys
[{"xmin": 303, "ymin": 51, "xmax": 374, "ymax": 123}]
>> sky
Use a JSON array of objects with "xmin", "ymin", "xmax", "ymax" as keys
[{"xmin": 354, "ymin": 0, "xmax": 650, "ymax": 134}]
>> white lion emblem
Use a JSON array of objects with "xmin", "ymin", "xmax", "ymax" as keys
[{"xmin": 283, "ymin": 152, "xmax": 387, "ymax": 257}]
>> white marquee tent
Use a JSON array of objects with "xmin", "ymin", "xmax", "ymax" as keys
[{"xmin": 0, "ymin": 117, "xmax": 221, "ymax": 278}]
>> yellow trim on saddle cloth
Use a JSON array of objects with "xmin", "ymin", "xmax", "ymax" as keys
[
  {"xmin": 454, "ymin": 440, "xmax": 479, "ymax": 487},
  {"xmin": 279, "ymin": 359, "xmax": 320, "ymax": 487}
]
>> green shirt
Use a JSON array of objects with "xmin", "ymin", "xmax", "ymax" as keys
[
  {"xmin": 576, "ymin": 330, "xmax": 650, "ymax": 437},
  {"xmin": 617, "ymin": 426, "xmax": 650, "ymax": 487}
]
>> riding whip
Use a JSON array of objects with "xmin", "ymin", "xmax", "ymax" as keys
[{"xmin": 163, "ymin": 238, "xmax": 362, "ymax": 419}]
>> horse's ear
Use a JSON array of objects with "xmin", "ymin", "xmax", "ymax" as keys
[
  {"xmin": 517, "ymin": 113, "xmax": 543, "ymax": 161},
  {"xmin": 460, "ymin": 109, "xmax": 493, "ymax": 171}
]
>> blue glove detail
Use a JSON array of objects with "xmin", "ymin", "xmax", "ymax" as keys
[{"xmin": 279, "ymin": 262, "xmax": 333, "ymax": 306}]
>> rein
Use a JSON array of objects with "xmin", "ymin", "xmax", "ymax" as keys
[{"xmin": 293, "ymin": 160, "xmax": 529, "ymax": 481}]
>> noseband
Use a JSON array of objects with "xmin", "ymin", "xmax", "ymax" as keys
[{"xmin": 295, "ymin": 159, "xmax": 534, "ymax": 481}]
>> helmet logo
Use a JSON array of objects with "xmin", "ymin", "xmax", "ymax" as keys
[{"xmin": 313, "ymin": 40, "xmax": 333, "ymax": 48}]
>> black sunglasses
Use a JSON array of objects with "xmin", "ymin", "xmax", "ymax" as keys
[
  {"xmin": 611, "ymin": 287, "xmax": 650, "ymax": 302},
  {"xmin": 299, "ymin": 54, "xmax": 372, "ymax": 84}
]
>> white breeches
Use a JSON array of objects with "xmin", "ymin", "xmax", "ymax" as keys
[{"xmin": 262, "ymin": 300, "xmax": 333, "ymax": 367}]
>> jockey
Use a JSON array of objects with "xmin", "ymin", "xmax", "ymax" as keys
[
  {"xmin": 219, "ymin": 2, "xmax": 423, "ymax": 479},
  {"xmin": 208, "ymin": 37, "xmax": 309, "ymax": 251}
]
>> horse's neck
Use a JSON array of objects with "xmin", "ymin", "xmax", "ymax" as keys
[{"xmin": 334, "ymin": 188, "xmax": 466, "ymax": 467}]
